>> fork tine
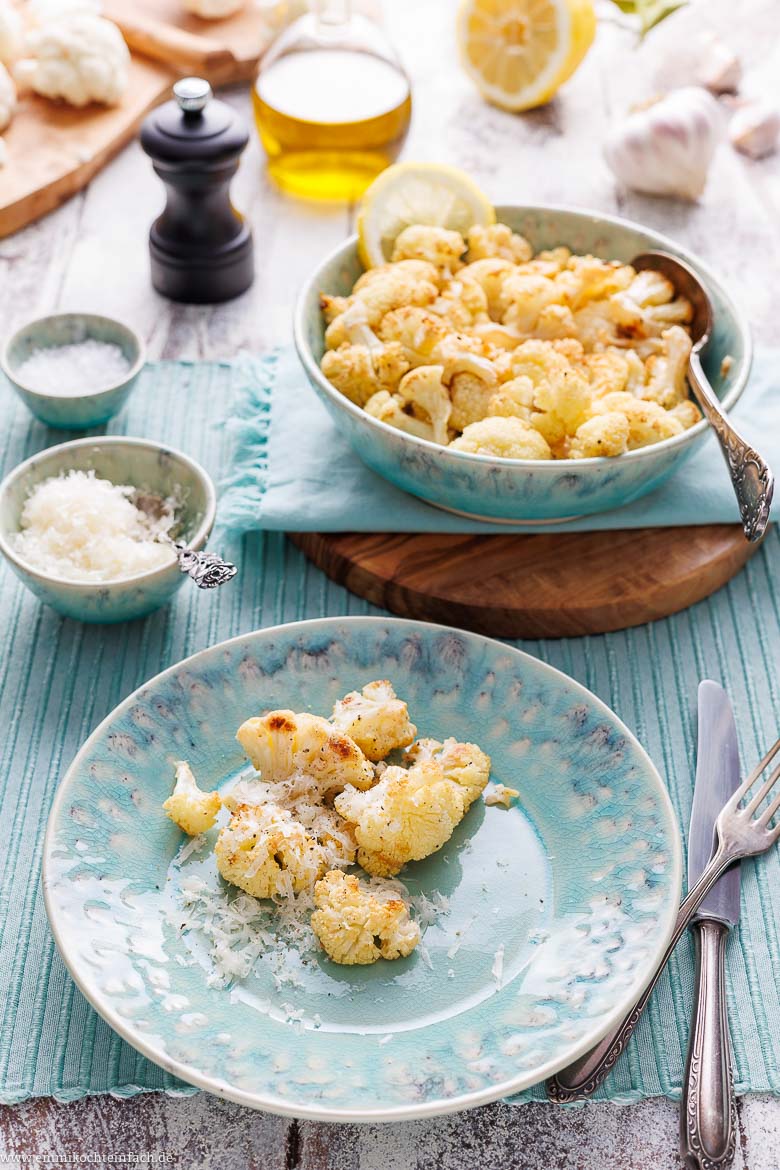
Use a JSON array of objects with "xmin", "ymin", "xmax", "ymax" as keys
[
  {"xmin": 759, "ymin": 789, "xmax": 780, "ymax": 826},
  {"xmin": 746, "ymin": 762, "xmax": 780, "ymax": 815},
  {"xmin": 744, "ymin": 736, "xmax": 780, "ymax": 789}
]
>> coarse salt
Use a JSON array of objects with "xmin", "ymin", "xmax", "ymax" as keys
[
  {"xmin": 16, "ymin": 338, "xmax": 131, "ymax": 396},
  {"xmin": 12, "ymin": 469, "xmax": 177, "ymax": 582}
]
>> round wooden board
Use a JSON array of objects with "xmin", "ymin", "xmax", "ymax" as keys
[{"xmin": 289, "ymin": 526, "xmax": 762, "ymax": 639}]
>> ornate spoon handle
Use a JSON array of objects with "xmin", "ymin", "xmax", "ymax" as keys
[
  {"xmin": 688, "ymin": 349, "xmax": 773, "ymax": 543},
  {"xmin": 680, "ymin": 919, "xmax": 736, "ymax": 1170},
  {"xmin": 546, "ymin": 845, "xmax": 735, "ymax": 1103},
  {"xmin": 173, "ymin": 543, "xmax": 238, "ymax": 589}
]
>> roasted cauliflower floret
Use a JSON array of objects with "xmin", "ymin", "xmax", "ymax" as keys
[
  {"xmin": 569, "ymin": 412, "xmax": 631, "ymax": 459},
  {"xmin": 556, "ymin": 256, "xmax": 634, "ymax": 309},
  {"xmin": 486, "ymin": 375, "xmax": 535, "ymax": 422},
  {"xmin": 595, "ymin": 393, "xmax": 685, "ymax": 450},
  {"xmin": 215, "ymin": 803, "xmax": 326, "ymax": 898},
  {"xmin": 321, "ymin": 341, "xmax": 410, "ymax": 406},
  {"xmin": 450, "ymin": 416, "xmax": 552, "ymax": 460},
  {"xmin": 364, "ymin": 389, "xmax": 436, "ymax": 442},
  {"xmin": 532, "ymin": 304, "xmax": 579, "ymax": 340},
  {"xmin": 448, "ymin": 369, "xmax": 501, "ymax": 430},
  {"xmin": 236, "ymin": 710, "xmax": 374, "ymax": 797},
  {"xmin": 162, "ymin": 761, "xmax": 221, "ymax": 836},
  {"xmin": 466, "ymin": 223, "xmax": 532, "ymax": 264},
  {"xmin": 640, "ymin": 325, "xmax": 692, "ymax": 409},
  {"xmin": 396, "ymin": 365, "xmax": 452, "ymax": 445},
  {"xmin": 321, "ymin": 261, "xmax": 439, "ymax": 340},
  {"xmin": 670, "ymin": 398, "xmax": 703, "ymax": 429},
  {"xmin": 332, "ymin": 679, "xmax": 417, "ymax": 762},
  {"xmin": 334, "ymin": 760, "xmax": 466, "ymax": 877},
  {"xmin": 501, "ymin": 273, "xmax": 562, "ymax": 334},
  {"xmin": 457, "ymin": 258, "xmax": 516, "ymax": 319},
  {"xmin": 405, "ymin": 737, "xmax": 491, "ymax": 809},
  {"xmin": 311, "ymin": 869, "xmax": 420, "ymax": 965},
  {"xmin": 391, "ymin": 225, "xmax": 466, "ymax": 271},
  {"xmin": 224, "ymin": 773, "xmax": 358, "ymax": 867},
  {"xmin": 610, "ymin": 271, "xmax": 692, "ymax": 339},
  {"xmin": 431, "ymin": 274, "xmax": 490, "ymax": 329},
  {"xmin": 584, "ymin": 350, "xmax": 630, "ymax": 398}
]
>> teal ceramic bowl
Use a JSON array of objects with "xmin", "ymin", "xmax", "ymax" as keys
[
  {"xmin": 0, "ymin": 436, "xmax": 216, "ymax": 623},
  {"xmin": 295, "ymin": 205, "xmax": 752, "ymax": 523},
  {"xmin": 2, "ymin": 312, "xmax": 146, "ymax": 429},
  {"xmin": 43, "ymin": 617, "xmax": 682, "ymax": 1120}
]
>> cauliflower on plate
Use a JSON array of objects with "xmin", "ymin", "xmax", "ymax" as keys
[
  {"xmin": 15, "ymin": 13, "xmax": 130, "ymax": 107},
  {"xmin": 569, "ymin": 411, "xmax": 630, "ymax": 459},
  {"xmin": 640, "ymin": 325, "xmax": 692, "ymax": 409},
  {"xmin": 466, "ymin": 223, "xmax": 532, "ymax": 264},
  {"xmin": 181, "ymin": 0, "xmax": 246, "ymax": 17},
  {"xmin": 311, "ymin": 869, "xmax": 420, "ymax": 965},
  {"xmin": 331, "ymin": 679, "xmax": 417, "ymax": 762},
  {"xmin": 0, "ymin": 59, "xmax": 14, "ymax": 130},
  {"xmin": 334, "ymin": 760, "xmax": 466, "ymax": 877},
  {"xmin": 215, "ymin": 802, "xmax": 326, "ymax": 899},
  {"xmin": 405, "ymin": 737, "xmax": 491, "ymax": 809},
  {"xmin": 162, "ymin": 761, "xmax": 221, "ymax": 836},
  {"xmin": 236, "ymin": 710, "xmax": 374, "ymax": 797},
  {"xmin": 450, "ymin": 416, "xmax": 552, "ymax": 460},
  {"xmin": 0, "ymin": 2, "xmax": 22, "ymax": 66},
  {"xmin": 594, "ymin": 393, "xmax": 684, "ymax": 449},
  {"xmin": 391, "ymin": 224, "xmax": 466, "ymax": 271}
]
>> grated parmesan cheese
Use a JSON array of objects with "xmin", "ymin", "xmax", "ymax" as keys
[
  {"xmin": 491, "ymin": 943, "xmax": 505, "ymax": 987},
  {"xmin": 12, "ymin": 469, "xmax": 177, "ymax": 582}
]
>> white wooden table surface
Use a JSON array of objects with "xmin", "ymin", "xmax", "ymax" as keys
[{"xmin": 1, "ymin": 0, "xmax": 779, "ymax": 1164}]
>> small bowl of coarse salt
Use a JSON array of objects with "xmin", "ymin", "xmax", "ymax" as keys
[
  {"xmin": 2, "ymin": 312, "xmax": 145, "ymax": 429},
  {"xmin": 0, "ymin": 436, "xmax": 216, "ymax": 622}
]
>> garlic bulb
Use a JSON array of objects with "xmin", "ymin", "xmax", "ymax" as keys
[
  {"xmin": 696, "ymin": 36, "xmax": 741, "ymax": 95},
  {"xmin": 604, "ymin": 87, "xmax": 723, "ymax": 201},
  {"xmin": 729, "ymin": 99, "xmax": 780, "ymax": 160}
]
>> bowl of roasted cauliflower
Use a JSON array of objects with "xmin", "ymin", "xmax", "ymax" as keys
[{"xmin": 294, "ymin": 206, "xmax": 751, "ymax": 522}]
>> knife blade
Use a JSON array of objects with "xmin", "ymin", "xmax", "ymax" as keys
[
  {"xmin": 680, "ymin": 680, "xmax": 741, "ymax": 1170},
  {"xmin": 688, "ymin": 680, "xmax": 742, "ymax": 923}
]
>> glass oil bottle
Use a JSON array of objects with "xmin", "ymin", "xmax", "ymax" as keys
[{"xmin": 252, "ymin": 1, "xmax": 412, "ymax": 200}]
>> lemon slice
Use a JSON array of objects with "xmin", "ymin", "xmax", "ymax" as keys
[
  {"xmin": 457, "ymin": 0, "xmax": 596, "ymax": 113},
  {"xmin": 357, "ymin": 162, "xmax": 496, "ymax": 268}
]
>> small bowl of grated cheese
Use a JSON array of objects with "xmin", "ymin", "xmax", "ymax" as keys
[
  {"xmin": 0, "ymin": 436, "xmax": 216, "ymax": 622},
  {"xmin": 2, "ymin": 312, "xmax": 146, "ymax": 429}
]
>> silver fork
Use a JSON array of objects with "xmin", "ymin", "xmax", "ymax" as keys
[{"xmin": 547, "ymin": 735, "xmax": 780, "ymax": 1104}]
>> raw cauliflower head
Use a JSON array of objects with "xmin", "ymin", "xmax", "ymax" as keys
[
  {"xmin": 391, "ymin": 225, "xmax": 466, "ymax": 271},
  {"xmin": 311, "ymin": 870, "xmax": 420, "ymax": 965},
  {"xmin": 334, "ymin": 760, "xmax": 466, "ymax": 877},
  {"xmin": 236, "ymin": 710, "xmax": 375, "ymax": 797},
  {"xmin": 404, "ymin": 737, "xmax": 491, "ymax": 809},
  {"xmin": 0, "ymin": 3, "xmax": 22, "ymax": 66},
  {"xmin": 450, "ymin": 416, "xmax": 552, "ymax": 460},
  {"xmin": 215, "ymin": 802, "xmax": 326, "ymax": 899},
  {"xmin": 0, "ymin": 60, "xmax": 14, "ymax": 130},
  {"xmin": 162, "ymin": 761, "xmax": 221, "ymax": 836},
  {"xmin": 331, "ymin": 679, "xmax": 417, "ymax": 762},
  {"xmin": 15, "ymin": 13, "xmax": 130, "ymax": 107}
]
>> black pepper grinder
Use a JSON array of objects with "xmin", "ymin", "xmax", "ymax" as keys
[{"xmin": 140, "ymin": 77, "xmax": 254, "ymax": 304}]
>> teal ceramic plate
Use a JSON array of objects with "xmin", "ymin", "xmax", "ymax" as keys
[{"xmin": 43, "ymin": 618, "xmax": 682, "ymax": 1121}]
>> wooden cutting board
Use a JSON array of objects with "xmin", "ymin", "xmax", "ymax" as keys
[
  {"xmin": 0, "ymin": 2, "xmax": 274, "ymax": 239},
  {"xmin": 290, "ymin": 525, "xmax": 762, "ymax": 638}
]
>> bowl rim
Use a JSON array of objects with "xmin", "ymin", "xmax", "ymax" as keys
[
  {"xmin": 0, "ymin": 435, "xmax": 216, "ymax": 591},
  {"xmin": 294, "ymin": 202, "xmax": 753, "ymax": 470},
  {"xmin": 42, "ymin": 614, "xmax": 683, "ymax": 1123},
  {"xmin": 1, "ymin": 311, "xmax": 147, "ymax": 402}
]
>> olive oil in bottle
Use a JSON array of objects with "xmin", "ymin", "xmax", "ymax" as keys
[{"xmin": 253, "ymin": 4, "xmax": 412, "ymax": 200}]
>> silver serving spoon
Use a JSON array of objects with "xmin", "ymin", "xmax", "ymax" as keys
[
  {"xmin": 633, "ymin": 251, "xmax": 773, "ymax": 543},
  {"xmin": 134, "ymin": 492, "xmax": 237, "ymax": 590}
]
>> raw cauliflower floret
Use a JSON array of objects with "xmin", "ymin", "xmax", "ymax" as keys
[
  {"xmin": 0, "ymin": 60, "xmax": 14, "ymax": 130},
  {"xmin": 181, "ymin": 0, "xmax": 246, "ymax": 17},
  {"xmin": 334, "ymin": 760, "xmax": 466, "ymax": 876},
  {"xmin": 391, "ymin": 225, "xmax": 466, "ymax": 271},
  {"xmin": 311, "ymin": 869, "xmax": 420, "ymax": 965},
  {"xmin": 466, "ymin": 223, "xmax": 532, "ymax": 264},
  {"xmin": 332, "ymin": 679, "xmax": 417, "ymax": 762},
  {"xmin": 450, "ymin": 416, "xmax": 552, "ymax": 460},
  {"xmin": 321, "ymin": 341, "xmax": 410, "ymax": 406},
  {"xmin": 405, "ymin": 737, "xmax": 491, "ymax": 809},
  {"xmin": 162, "ymin": 761, "xmax": 221, "ymax": 836},
  {"xmin": 640, "ymin": 325, "xmax": 692, "ymax": 409},
  {"xmin": 595, "ymin": 393, "xmax": 684, "ymax": 450},
  {"xmin": 215, "ymin": 803, "xmax": 326, "ymax": 899},
  {"xmin": 569, "ymin": 412, "xmax": 630, "ymax": 459},
  {"xmin": 236, "ymin": 710, "xmax": 374, "ymax": 797},
  {"xmin": 15, "ymin": 13, "xmax": 130, "ymax": 107},
  {"xmin": 0, "ymin": 3, "xmax": 22, "ymax": 66}
]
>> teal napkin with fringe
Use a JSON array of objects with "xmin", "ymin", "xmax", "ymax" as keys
[
  {"xmin": 219, "ymin": 347, "xmax": 778, "ymax": 534},
  {"xmin": 2, "ymin": 358, "xmax": 780, "ymax": 1107}
]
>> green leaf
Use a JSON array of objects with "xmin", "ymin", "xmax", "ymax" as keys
[{"xmin": 608, "ymin": 0, "xmax": 687, "ymax": 37}]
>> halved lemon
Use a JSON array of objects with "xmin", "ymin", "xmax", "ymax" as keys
[
  {"xmin": 357, "ymin": 162, "xmax": 496, "ymax": 268},
  {"xmin": 457, "ymin": 0, "xmax": 596, "ymax": 113}
]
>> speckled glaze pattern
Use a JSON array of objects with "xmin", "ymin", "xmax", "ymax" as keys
[
  {"xmin": 42, "ymin": 618, "xmax": 682, "ymax": 1121},
  {"xmin": 294, "ymin": 206, "xmax": 752, "ymax": 523},
  {"xmin": 0, "ymin": 437, "xmax": 215, "ymax": 623},
  {"xmin": 2, "ymin": 313, "xmax": 146, "ymax": 430}
]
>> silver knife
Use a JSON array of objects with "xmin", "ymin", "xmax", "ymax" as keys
[{"xmin": 680, "ymin": 681, "xmax": 741, "ymax": 1170}]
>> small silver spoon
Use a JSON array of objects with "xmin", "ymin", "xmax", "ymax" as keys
[
  {"xmin": 134, "ymin": 491, "xmax": 237, "ymax": 590},
  {"xmin": 633, "ymin": 251, "xmax": 772, "ymax": 543}
]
